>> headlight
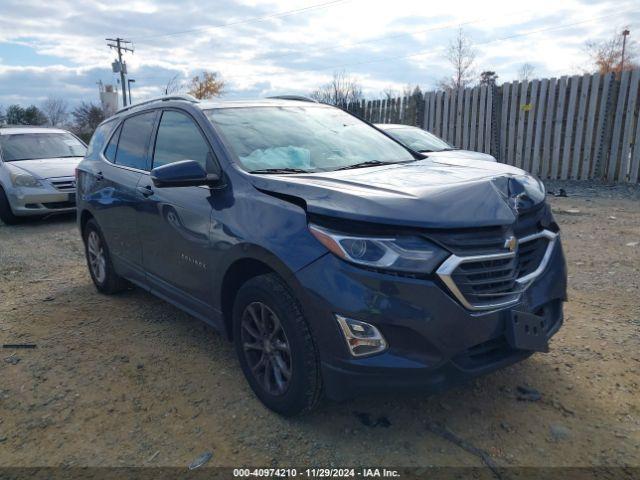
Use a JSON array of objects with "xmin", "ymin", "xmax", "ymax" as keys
[
  {"xmin": 309, "ymin": 224, "xmax": 449, "ymax": 273},
  {"xmin": 11, "ymin": 172, "xmax": 42, "ymax": 188}
]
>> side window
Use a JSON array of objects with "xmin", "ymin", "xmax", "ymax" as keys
[
  {"xmin": 103, "ymin": 124, "xmax": 121, "ymax": 162},
  {"xmin": 153, "ymin": 111, "xmax": 212, "ymax": 169},
  {"xmin": 114, "ymin": 112, "xmax": 156, "ymax": 170},
  {"xmin": 87, "ymin": 120, "xmax": 115, "ymax": 158}
]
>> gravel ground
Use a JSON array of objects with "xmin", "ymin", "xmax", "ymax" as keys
[{"xmin": 0, "ymin": 181, "xmax": 639, "ymax": 469}]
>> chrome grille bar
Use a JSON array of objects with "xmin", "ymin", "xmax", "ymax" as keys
[
  {"xmin": 437, "ymin": 229, "xmax": 558, "ymax": 311},
  {"xmin": 49, "ymin": 177, "xmax": 76, "ymax": 192}
]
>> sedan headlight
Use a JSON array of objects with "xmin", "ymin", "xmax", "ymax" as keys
[
  {"xmin": 309, "ymin": 224, "xmax": 449, "ymax": 273},
  {"xmin": 11, "ymin": 172, "xmax": 42, "ymax": 188}
]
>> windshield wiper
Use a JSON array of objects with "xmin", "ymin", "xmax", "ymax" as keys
[
  {"xmin": 248, "ymin": 167, "xmax": 310, "ymax": 174},
  {"xmin": 334, "ymin": 160, "xmax": 396, "ymax": 171}
]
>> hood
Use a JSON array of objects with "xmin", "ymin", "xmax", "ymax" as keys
[
  {"xmin": 6, "ymin": 157, "xmax": 83, "ymax": 179},
  {"xmin": 250, "ymin": 157, "xmax": 545, "ymax": 229},
  {"xmin": 428, "ymin": 149, "xmax": 496, "ymax": 162}
]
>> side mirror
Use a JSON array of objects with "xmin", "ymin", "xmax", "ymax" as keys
[{"xmin": 150, "ymin": 160, "xmax": 220, "ymax": 188}]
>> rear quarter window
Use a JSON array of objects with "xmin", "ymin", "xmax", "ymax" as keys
[
  {"xmin": 104, "ymin": 125, "xmax": 122, "ymax": 163},
  {"xmin": 86, "ymin": 120, "xmax": 116, "ymax": 158}
]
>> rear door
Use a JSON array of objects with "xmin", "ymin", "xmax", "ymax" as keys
[
  {"xmin": 136, "ymin": 109, "xmax": 218, "ymax": 316},
  {"xmin": 93, "ymin": 110, "xmax": 158, "ymax": 284}
]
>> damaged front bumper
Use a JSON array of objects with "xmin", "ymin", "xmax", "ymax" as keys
[{"xmin": 294, "ymin": 234, "xmax": 567, "ymax": 401}]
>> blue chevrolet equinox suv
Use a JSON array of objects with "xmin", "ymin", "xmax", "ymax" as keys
[{"xmin": 77, "ymin": 95, "xmax": 567, "ymax": 415}]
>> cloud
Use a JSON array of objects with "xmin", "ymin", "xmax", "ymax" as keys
[{"xmin": 0, "ymin": 0, "xmax": 637, "ymax": 107}]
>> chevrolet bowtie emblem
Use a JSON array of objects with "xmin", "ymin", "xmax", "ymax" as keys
[{"xmin": 504, "ymin": 236, "xmax": 518, "ymax": 252}]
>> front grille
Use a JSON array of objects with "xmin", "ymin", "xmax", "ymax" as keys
[
  {"xmin": 430, "ymin": 227, "xmax": 506, "ymax": 255},
  {"xmin": 428, "ymin": 203, "xmax": 546, "ymax": 256},
  {"xmin": 50, "ymin": 177, "xmax": 76, "ymax": 192},
  {"xmin": 452, "ymin": 255, "xmax": 522, "ymax": 305},
  {"xmin": 437, "ymin": 230, "xmax": 556, "ymax": 311},
  {"xmin": 518, "ymin": 236, "xmax": 547, "ymax": 277}
]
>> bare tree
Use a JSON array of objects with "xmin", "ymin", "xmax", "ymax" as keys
[
  {"xmin": 41, "ymin": 97, "xmax": 68, "ymax": 126},
  {"xmin": 187, "ymin": 71, "xmax": 225, "ymax": 99},
  {"xmin": 585, "ymin": 26, "xmax": 637, "ymax": 76},
  {"xmin": 71, "ymin": 102, "xmax": 105, "ymax": 142},
  {"xmin": 403, "ymin": 84, "xmax": 423, "ymax": 99},
  {"xmin": 382, "ymin": 85, "xmax": 422, "ymax": 101},
  {"xmin": 310, "ymin": 71, "xmax": 363, "ymax": 106},
  {"xmin": 382, "ymin": 87, "xmax": 400, "ymax": 100},
  {"xmin": 439, "ymin": 27, "xmax": 477, "ymax": 91},
  {"xmin": 164, "ymin": 74, "xmax": 184, "ymax": 95},
  {"xmin": 518, "ymin": 63, "xmax": 536, "ymax": 82}
]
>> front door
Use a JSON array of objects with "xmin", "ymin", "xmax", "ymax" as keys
[{"xmin": 136, "ymin": 109, "xmax": 218, "ymax": 316}]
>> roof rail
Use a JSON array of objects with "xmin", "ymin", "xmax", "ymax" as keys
[
  {"xmin": 116, "ymin": 94, "xmax": 199, "ymax": 114},
  {"xmin": 266, "ymin": 95, "xmax": 318, "ymax": 103}
]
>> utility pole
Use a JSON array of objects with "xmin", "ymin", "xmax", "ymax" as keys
[
  {"xmin": 621, "ymin": 29, "xmax": 630, "ymax": 74},
  {"xmin": 106, "ymin": 38, "xmax": 134, "ymax": 107}
]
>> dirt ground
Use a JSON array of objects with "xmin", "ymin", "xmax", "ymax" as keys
[{"xmin": 0, "ymin": 181, "xmax": 639, "ymax": 470}]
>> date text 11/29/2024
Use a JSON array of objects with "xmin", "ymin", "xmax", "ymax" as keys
[{"xmin": 233, "ymin": 468, "xmax": 401, "ymax": 478}]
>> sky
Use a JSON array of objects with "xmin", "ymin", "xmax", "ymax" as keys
[{"xmin": 0, "ymin": 0, "xmax": 637, "ymax": 109}]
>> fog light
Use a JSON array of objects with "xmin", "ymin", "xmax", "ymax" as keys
[{"xmin": 335, "ymin": 315, "xmax": 387, "ymax": 357}]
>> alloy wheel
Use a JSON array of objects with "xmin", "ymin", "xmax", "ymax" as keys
[
  {"xmin": 87, "ymin": 230, "xmax": 107, "ymax": 284},
  {"xmin": 240, "ymin": 301, "xmax": 292, "ymax": 396}
]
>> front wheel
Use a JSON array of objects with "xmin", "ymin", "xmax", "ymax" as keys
[
  {"xmin": 83, "ymin": 218, "xmax": 129, "ymax": 294},
  {"xmin": 233, "ymin": 273, "xmax": 322, "ymax": 416},
  {"xmin": 0, "ymin": 187, "xmax": 22, "ymax": 225}
]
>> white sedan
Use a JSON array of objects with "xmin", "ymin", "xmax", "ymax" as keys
[
  {"xmin": 376, "ymin": 123, "xmax": 496, "ymax": 162},
  {"xmin": 0, "ymin": 126, "xmax": 86, "ymax": 224}
]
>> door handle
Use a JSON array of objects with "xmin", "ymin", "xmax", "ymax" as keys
[
  {"xmin": 95, "ymin": 171, "xmax": 104, "ymax": 181},
  {"xmin": 137, "ymin": 185, "xmax": 154, "ymax": 197}
]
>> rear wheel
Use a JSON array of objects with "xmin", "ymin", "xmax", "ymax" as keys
[
  {"xmin": 83, "ymin": 218, "xmax": 129, "ymax": 294},
  {"xmin": 233, "ymin": 273, "xmax": 322, "ymax": 416},
  {"xmin": 0, "ymin": 187, "xmax": 22, "ymax": 225}
]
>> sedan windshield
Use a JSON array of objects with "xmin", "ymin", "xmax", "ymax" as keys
[
  {"xmin": 0, "ymin": 132, "xmax": 86, "ymax": 162},
  {"xmin": 385, "ymin": 127, "xmax": 452, "ymax": 152},
  {"xmin": 205, "ymin": 106, "xmax": 415, "ymax": 173}
]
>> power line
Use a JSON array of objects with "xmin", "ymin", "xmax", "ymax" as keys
[
  {"xmin": 128, "ymin": 8, "xmax": 532, "ymax": 84},
  {"xmin": 130, "ymin": 15, "xmax": 484, "ymax": 83},
  {"xmin": 190, "ymin": 8, "xmax": 637, "ymax": 85},
  {"xmin": 132, "ymin": 0, "xmax": 350, "ymax": 41},
  {"xmin": 281, "ymin": 8, "xmax": 637, "ymax": 75},
  {"xmin": 131, "ymin": 6, "xmax": 636, "ymax": 90},
  {"xmin": 250, "ymin": 15, "xmax": 488, "ymax": 64}
]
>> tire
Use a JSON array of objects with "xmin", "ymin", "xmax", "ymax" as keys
[
  {"xmin": 83, "ymin": 218, "xmax": 129, "ymax": 294},
  {"xmin": 233, "ymin": 273, "xmax": 322, "ymax": 416},
  {"xmin": 0, "ymin": 187, "xmax": 23, "ymax": 225}
]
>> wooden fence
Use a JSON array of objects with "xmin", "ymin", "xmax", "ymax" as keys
[{"xmin": 346, "ymin": 69, "xmax": 640, "ymax": 183}]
